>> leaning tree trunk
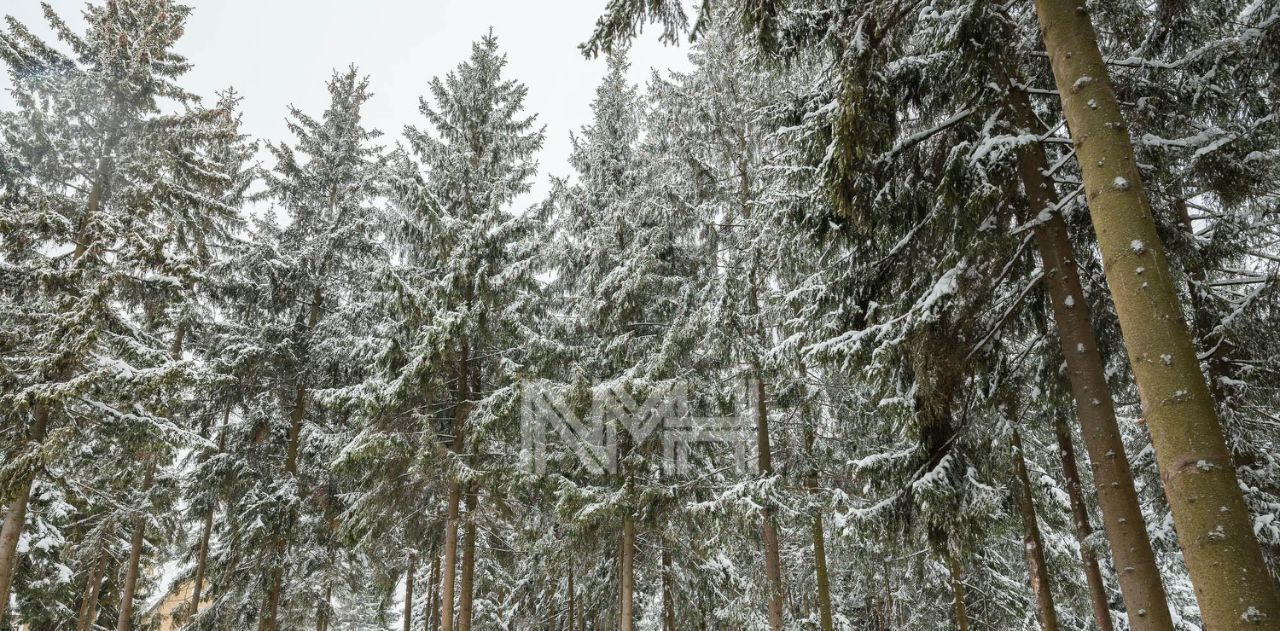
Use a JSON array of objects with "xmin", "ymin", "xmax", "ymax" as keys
[
  {"xmin": 999, "ymin": 49, "xmax": 1175, "ymax": 631},
  {"xmin": 1012, "ymin": 430, "xmax": 1061, "ymax": 631},
  {"xmin": 75, "ymin": 538, "xmax": 111, "ymax": 631},
  {"xmin": 1031, "ymin": 0, "xmax": 1280, "ymax": 626},
  {"xmin": 441, "ymin": 336, "xmax": 470, "ymax": 631},
  {"xmin": 0, "ymin": 404, "xmax": 51, "ymax": 626},
  {"xmin": 619, "ymin": 515, "xmax": 636, "ymax": 631},
  {"xmin": 458, "ymin": 487, "xmax": 478, "ymax": 631},
  {"xmin": 115, "ymin": 460, "xmax": 155, "ymax": 631},
  {"xmin": 1053, "ymin": 416, "xmax": 1116, "ymax": 631}
]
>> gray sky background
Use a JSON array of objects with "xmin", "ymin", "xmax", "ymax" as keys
[{"xmin": 1, "ymin": 0, "xmax": 694, "ymax": 206}]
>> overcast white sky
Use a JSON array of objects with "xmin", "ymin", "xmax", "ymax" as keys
[{"xmin": 1, "ymin": 0, "xmax": 694, "ymax": 206}]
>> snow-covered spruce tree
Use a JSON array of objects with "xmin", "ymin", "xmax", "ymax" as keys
[
  {"xmin": 399, "ymin": 31, "xmax": 544, "ymax": 631},
  {"xmin": 189, "ymin": 67, "xmax": 389, "ymax": 631},
  {"xmin": 0, "ymin": 1, "xmax": 250, "ymax": 627}
]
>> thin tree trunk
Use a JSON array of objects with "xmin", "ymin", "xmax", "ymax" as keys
[
  {"xmin": 1012, "ymin": 430, "xmax": 1061, "ymax": 631},
  {"xmin": 1053, "ymin": 416, "xmax": 1116, "ymax": 631},
  {"xmin": 442, "ymin": 336, "xmax": 470, "ymax": 631},
  {"xmin": 805, "ymin": 422, "xmax": 834, "ymax": 631},
  {"xmin": 948, "ymin": 553, "xmax": 970, "ymax": 631},
  {"xmin": 458, "ymin": 487, "xmax": 478, "ymax": 631},
  {"xmin": 754, "ymin": 373, "xmax": 784, "ymax": 631},
  {"xmin": 1000, "ymin": 57, "xmax": 1175, "ymax": 630},
  {"xmin": 190, "ymin": 409, "xmax": 230, "ymax": 621},
  {"xmin": 619, "ymin": 516, "xmax": 635, "ymax": 631},
  {"xmin": 115, "ymin": 460, "xmax": 155, "ymax": 631},
  {"xmin": 661, "ymin": 545, "xmax": 675, "ymax": 631},
  {"xmin": 428, "ymin": 547, "xmax": 442, "ymax": 631},
  {"xmin": 404, "ymin": 552, "xmax": 417, "ymax": 631},
  {"xmin": 75, "ymin": 539, "xmax": 111, "ymax": 631},
  {"xmin": 1031, "ymin": 1, "xmax": 1280, "ymax": 625},
  {"xmin": 1173, "ymin": 199, "xmax": 1234, "ymax": 404},
  {"xmin": 0, "ymin": 404, "xmax": 49, "ymax": 627},
  {"xmin": 568, "ymin": 566, "xmax": 576, "ymax": 631}
]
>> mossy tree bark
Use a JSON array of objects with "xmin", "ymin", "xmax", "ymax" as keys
[
  {"xmin": 0, "ymin": 405, "xmax": 49, "ymax": 627},
  {"xmin": 1032, "ymin": 0, "xmax": 1280, "ymax": 626}
]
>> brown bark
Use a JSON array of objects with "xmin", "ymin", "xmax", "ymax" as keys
[
  {"xmin": 661, "ymin": 545, "xmax": 675, "ymax": 631},
  {"xmin": 1001, "ymin": 59, "xmax": 1174, "ymax": 630},
  {"xmin": 754, "ymin": 374, "xmax": 785, "ymax": 631},
  {"xmin": 1031, "ymin": 0, "xmax": 1280, "ymax": 626},
  {"xmin": 190, "ymin": 409, "xmax": 230, "ymax": 621},
  {"xmin": 1012, "ymin": 430, "xmax": 1062, "ymax": 631},
  {"xmin": 804, "ymin": 423, "xmax": 833, "ymax": 631},
  {"xmin": 404, "ymin": 552, "xmax": 417, "ymax": 631},
  {"xmin": 428, "ymin": 548, "xmax": 442, "ymax": 631},
  {"xmin": 568, "ymin": 566, "xmax": 576, "ymax": 631},
  {"xmin": 0, "ymin": 404, "xmax": 50, "ymax": 626},
  {"xmin": 458, "ymin": 487, "xmax": 478, "ymax": 631},
  {"xmin": 115, "ymin": 460, "xmax": 155, "ymax": 631},
  {"xmin": 441, "ymin": 336, "xmax": 471, "ymax": 631},
  {"xmin": 1053, "ymin": 416, "xmax": 1116, "ymax": 631},
  {"xmin": 75, "ymin": 539, "xmax": 111, "ymax": 631},
  {"xmin": 619, "ymin": 516, "xmax": 636, "ymax": 631},
  {"xmin": 948, "ymin": 553, "xmax": 970, "ymax": 631}
]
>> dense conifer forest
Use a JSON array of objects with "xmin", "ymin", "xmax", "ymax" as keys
[{"xmin": 2, "ymin": 1, "xmax": 1279, "ymax": 629}]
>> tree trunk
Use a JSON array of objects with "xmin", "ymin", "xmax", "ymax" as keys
[
  {"xmin": 428, "ymin": 547, "xmax": 442, "ymax": 631},
  {"xmin": 568, "ymin": 566, "xmax": 576, "ymax": 631},
  {"xmin": 661, "ymin": 545, "xmax": 675, "ymax": 631},
  {"xmin": 754, "ymin": 374, "xmax": 785, "ymax": 631},
  {"xmin": 1053, "ymin": 416, "xmax": 1116, "ymax": 631},
  {"xmin": 1031, "ymin": 0, "xmax": 1280, "ymax": 625},
  {"xmin": 189, "ymin": 409, "xmax": 230, "ymax": 622},
  {"xmin": 1000, "ymin": 57, "xmax": 1175, "ymax": 630},
  {"xmin": 404, "ymin": 552, "xmax": 417, "ymax": 631},
  {"xmin": 805, "ymin": 422, "xmax": 833, "ymax": 631},
  {"xmin": 115, "ymin": 460, "xmax": 155, "ymax": 631},
  {"xmin": 948, "ymin": 553, "xmax": 970, "ymax": 631},
  {"xmin": 75, "ymin": 539, "xmax": 111, "ymax": 631},
  {"xmin": 1012, "ymin": 430, "xmax": 1061, "ymax": 631},
  {"xmin": 0, "ymin": 404, "xmax": 51, "ymax": 626},
  {"xmin": 619, "ymin": 516, "xmax": 635, "ymax": 631},
  {"xmin": 458, "ymin": 487, "xmax": 478, "ymax": 631},
  {"xmin": 442, "ymin": 336, "xmax": 471, "ymax": 631}
]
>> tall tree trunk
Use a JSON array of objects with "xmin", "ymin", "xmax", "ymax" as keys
[
  {"xmin": 1012, "ymin": 430, "xmax": 1061, "ymax": 631},
  {"xmin": 404, "ymin": 552, "xmax": 417, "ymax": 631},
  {"xmin": 619, "ymin": 516, "xmax": 635, "ymax": 631},
  {"xmin": 754, "ymin": 373, "xmax": 785, "ymax": 631},
  {"xmin": 1031, "ymin": 1, "xmax": 1280, "ymax": 625},
  {"xmin": 1000, "ymin": 57, "xmax": 1175, "ymax": 630},
  {"xmin": 948, "ymin": 553, "xmax": 970, "ymax": 631},
  {"xmin": 115, "ymin": 460, "xmax": 155, "ymax": 631},
  {"xmin": 428, "ymin": 547, "xmax": 442, "ymax": 631},
  {"xmin": 661, "ymin": 545, "xmax": 675, "ymax": 631},
  {"xmin": 458, "ymin": 487, "xmax": 478, "ymax": 631},
  {"xmin": 441, "ymin": 336, "xmax": 470, "ymax": 631},
  {"xmin": 0, "ymin": 404, "xmax": 50, "ymax": 626},
  {"xmin": 1053, "ymin": 416, "xmax": 1116, "ymax": 631},
  {"xmin": 75, "ymin": 538, "xmax": 111, "ymax": 631},
  {"xmin": 805, "ymin": 423, "xmax": 834, "ymax": 631},
  {"xmin": 568, "ymin": 566, "xmax": 576, "ymax": 631},
  {"xmin": 189, "ymin": 409, "xmax": 230, "ymax": 622}
]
